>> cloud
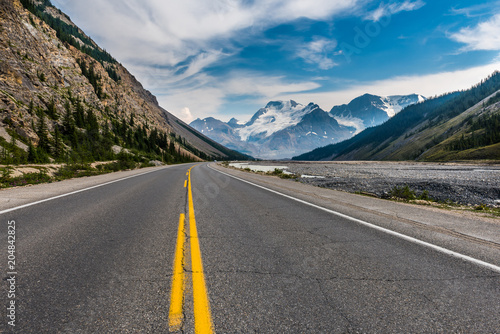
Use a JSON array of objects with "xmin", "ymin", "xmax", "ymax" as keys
[
  {"xmin": 296, "ymin": 38, "xmax": 338, "ymax": 70},
  {"xmin": 54, "ymin": 0, "xmax": 360, "ymax": 67},
  {"xmin": 179, "ymin": 107, "xmax": 194, "ymax": 123},
  {"xmin": 283, "ymin": 61, "xmax": 500, "ymax": 111},
  {"xmin": 51, "ymin": 0, "xmax": 363, "ymax": 122},
  {"xmin": 365, "ymin": 0, "xmax": 425, "ymax": 22},
  {"xmin": 155, "ymin": 70, "xmax": 320, "ymax": 122},
  {"xmin": 449, "ymin": 2, "xmax": 500, "ymax": 18},
  {"xmin": 450, "ymin": 13, "xmax": 500, "ymax": 51}
]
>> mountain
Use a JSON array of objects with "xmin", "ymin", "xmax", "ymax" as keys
[
  {"xmin": 293, "ymin": 72, "xmax": 500, "ymax": 161},
  {"xmin": 190, "ymin": 100, "xmax": 356, "ymax": 159},
  {"xmin": 330, "ymin": 93, "xmax": 425, "ymax": 134},
  {"xmin": 190, "ymin": 94, "xmax": 424, "ymax": 159},
  {"xmin": 0, "ymin": 0, "xmax": 247, "ymax": 165}
]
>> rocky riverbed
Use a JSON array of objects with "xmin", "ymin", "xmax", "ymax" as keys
[{"xmin": 233, "ymin": 161, "xmax": 500, "ymax": 207}]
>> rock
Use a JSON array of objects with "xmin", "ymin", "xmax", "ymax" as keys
[{"xmin": 149, "ymin": 160, "xmax": 163, "ymax": 166}]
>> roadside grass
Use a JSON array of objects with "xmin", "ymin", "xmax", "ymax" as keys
[
  {"xmin": 382, "ymin": 184, "xmax": 500, "ymax": 218},
  {"xmin": 268, "ymin": 168, "xmax": 298, "ymax": 180},
  {"xmin": 0, "ymin": 159, "xmax": 157, "ymax": 189},
  {"xmin": 0, "ymin": 167, "xmax": 52, "ymax": 188}
]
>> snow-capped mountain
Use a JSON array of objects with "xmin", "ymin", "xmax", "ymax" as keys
[
  {"xmin": 190, "ymin": 100, "xmax": 355, "ymax": 159},
  {"xmin": 330, "ymin": 94, "xmax": 425, "ymax": 134},
  {"xmin": 189, "ymin": 117, "xmax": 246, "ymax": 153},
  {"xmin": 189, "ymin": 94, "xmax": 424, "ymax": 159}
]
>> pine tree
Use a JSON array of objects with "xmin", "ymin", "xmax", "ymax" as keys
[
  {"xmin": 27, "ymin": 141, "xmax": 38, "ymax": 163},
  {"xmin": 46, "ymin": 98, "xmax": 58, "ymax": 120},
  {"xmin": 53, "ymin": 126, "xmax": 63, "ymax": 159},
  {"xmin": 28, "ymin": 99, "xmax": 34, "ymax": 115},
  {"xmin": 37, "ymin": 116, "xmax": 50, "ymax": 153},
  {"xmin": 62, "ymin": 101, "xmax": 75, "ymax": 135}
]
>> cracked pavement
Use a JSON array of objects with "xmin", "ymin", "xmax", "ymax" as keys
[
  {"xmin": 197, "ymin": 163, "xmax": 500, "ymax": 333},
  {"xmin": 0, "ymin": 163, "xmax": 498, "ymax": 332}
]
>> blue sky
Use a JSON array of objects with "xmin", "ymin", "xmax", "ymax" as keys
[{"xmin": 52, "ymin": 0, "xmax": 500, "ymax": 123}]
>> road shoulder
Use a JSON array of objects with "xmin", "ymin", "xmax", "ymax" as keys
[
  {"xmin": 211, "ymin": 163, "xmax": 500, "ymax": 268},
  {"xmin": 0, "ymin": 165, "xmax": 173, "ymax": 212}
]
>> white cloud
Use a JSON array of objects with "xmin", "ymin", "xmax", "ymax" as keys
[
  {"xmin": 296, "ymin": 38, "xmax": 338, "ymax": 70},
  {"xmin": 156, "ymin": 70, "xmax": 320, "ymax": 122},
  {"xmin": 283, "ymin": 62, "xmax": 500, "ymax": 111},
  {"xmin": 449, "ymin": 2, "xmax": 500, "ymax": 18},
  {"xmin": 54, "ymin": 0, "xmax": 359, "ymax": 67},
  {"xmin": 450, "ymin": 13, "xmax": 500, "ymax": 51},
  {"xmin": 52, "ymin": 0, "xmax": 362, "ymax": 123},
  {"xmin": 365, "ymin": 0, "xmax": 425, "ymax": 22},
  {"xmin": 179, "ymin": 107, "xmax": 194, "ymax": 124}
]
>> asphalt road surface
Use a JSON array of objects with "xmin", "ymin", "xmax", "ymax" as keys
[{"xmin": 1, "ymin": 163, "xmax": 499, "ymax": 333}]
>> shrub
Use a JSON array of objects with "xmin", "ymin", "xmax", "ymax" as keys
[
  {"xmin": 388, "ymin": 185, "xmax": 416, "ymax": 201},
  {"xmin": 418, "ymin": 190, "xmax": 432, "ymax": 201}
]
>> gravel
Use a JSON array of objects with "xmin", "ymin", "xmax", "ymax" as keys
[{"xmin": 241, "ymin": 161, "xmax": 500, "ymax": 207}]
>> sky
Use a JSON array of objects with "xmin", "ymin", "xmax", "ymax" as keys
[{"xmin": 51, "ymin": 0, "xmax": 500, "ymax": 123}]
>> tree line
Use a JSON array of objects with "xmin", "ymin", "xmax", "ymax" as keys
[
  {"xmin": 448, "ymin": 113, "xmax": 500, "ymax": 151},
  {"xmin": 20, "ymin": 0, "xmax": 117, "ymax": 65},
  {"xmin": 294, "ymin": 71, "xmax": 500, "ymax": 161}
]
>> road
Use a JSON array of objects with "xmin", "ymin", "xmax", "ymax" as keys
[{"xmin": 1, "ymin": 163, "xmax": 499, "ymax": 333}]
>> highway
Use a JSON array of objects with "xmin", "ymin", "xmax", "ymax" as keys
[{"xmin": 1, "ymin": 163, "xmax": 499, "ymax": 333}]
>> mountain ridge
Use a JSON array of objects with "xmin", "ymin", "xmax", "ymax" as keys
[
  {"xmin": 293, "ymin": 72, "xmax": 500, "ymax": 162},
  {"xmin": 190, "ymin": 93, "xmax": 423, "ymax": 159},
  {"xmin": 0, "ymin": 0, "xmax": 247, "ymax": 164}
]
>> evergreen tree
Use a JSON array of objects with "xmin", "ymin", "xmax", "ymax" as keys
[
  {"xmin": 27, "ymin": 141, "xmax": 38, "ymax": 163},
  {"xmin": 53, "ymin": 126, "xmax": 63, "ymax": 159},
  {"xmin": 37, "ymin": 116, "xmax": 50, "ymax": 153}
]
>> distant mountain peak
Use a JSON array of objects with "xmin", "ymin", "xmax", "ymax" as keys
[
  {"xmin": 330, "ymin": 93, "xmax": 425, "ymax": 132},
  {"xmin": 189, "ymin": 93, "xmax": 424, "ymax": 159}
]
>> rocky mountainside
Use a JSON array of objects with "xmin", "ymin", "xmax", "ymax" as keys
[
  {"xmin": 0, "ymin": 0, "xmax": 246, "ymax": 164},
  {"xmin": 330, "ymin": 93, "xmax": 425, "ymax": 133},
  {"xmin": 293, "ymin": 72, "xmax": 500, "ymax": 161},
  {"xmin": 191, "ymin": 101, "xmax": 356, "ymax": 159}
]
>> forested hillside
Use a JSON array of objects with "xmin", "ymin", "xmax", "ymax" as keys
[
  {"xmin": 294, "ymin": 72, "xmax": 500, "ymax": 161},
  {"xmin": 0, "ymin": 0, "xmax": 248, "ymax": 168}
]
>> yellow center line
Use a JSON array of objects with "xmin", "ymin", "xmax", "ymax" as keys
[
  {"xmin": 188, "ymin": 167, "xmax": 215, "ymax": 334},
  {"xmin": 168, "ymin": 213, "xmax": 186, "ymax": 331},
  {"xmin": 169, "ymin": 166, "xmax": 214, "ymax": 333}
]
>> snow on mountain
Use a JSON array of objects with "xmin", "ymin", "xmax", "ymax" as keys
[
  {"xmin": 330, "ymin": 93, "xmax": 425, "ymax": 133},
  {"xmin": 236, "ymin": 100, "xmax": 310, "ymax": 141},
  {"xmin": 190, "ymin": 100, "xmax": 355, "ymax": 159},
  {"xmin": 332, "ymin": 115, "xmax": 365, "ymax": 135},
  {"xmin": 189, "ymin": 94, "xmax": 424, "ymax": 159},
  {"xmin": 380, "ymin": 94, "xmax": 426, "ymax": 117}
]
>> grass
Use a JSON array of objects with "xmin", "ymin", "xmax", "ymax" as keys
[
  {"xmin": 0, "ymin": 159, "xmax": 156, "ymax": 189},
  {"xmin": 383, "ymin": 184, "xmax": 500, "ymax": 218},
  {"xmin": 267, "ymin": 168, "xmax": 298, "ymax": 180},
  {"xmin": 0, "ymin": 168, "xmax": 52, "ymax": 188}
]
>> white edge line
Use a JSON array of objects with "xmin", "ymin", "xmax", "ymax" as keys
[
  {"xmin": 0, "ymin": 166, "xmax": 171, "ymax": 215},
  {"xmin": 209, "ymin": 164, "xmax": 500, "ymax": 274}
]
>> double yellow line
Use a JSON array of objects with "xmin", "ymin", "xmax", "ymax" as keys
[{"xmin": 169, "ymin": 166, "xmax": 214, "ymax": 333}]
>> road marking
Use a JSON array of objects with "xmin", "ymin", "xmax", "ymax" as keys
[
  {"xmin": 169, "ymin": 214, "xmax": 186, "ymax": 331},
  {"xmin": 0, "ymin": 166, "xmax": 172, "ymax": 215},
  {"xmin": 210, "ymin": 164, "xmax": 500, "ymax": 274},
  {"xmin": 188, "ymin": 167, "xmax": 215, "ymax": 333},
  {"xmin": 184, "ymin": 180, "xmax": 187, "ymax": 188}
]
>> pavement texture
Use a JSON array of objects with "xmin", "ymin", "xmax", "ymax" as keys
[{"xmin": 0, "ymin": 162, "xmax": 498, "ymax": 333}]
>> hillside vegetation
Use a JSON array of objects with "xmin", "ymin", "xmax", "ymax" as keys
[
  {"xmin": 0, "ymin": 0, "xmax": 248, "ymax": 167},
  {"xmin": 294, "ymin": 72, "xmax": 500, "ymax": 162}
]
